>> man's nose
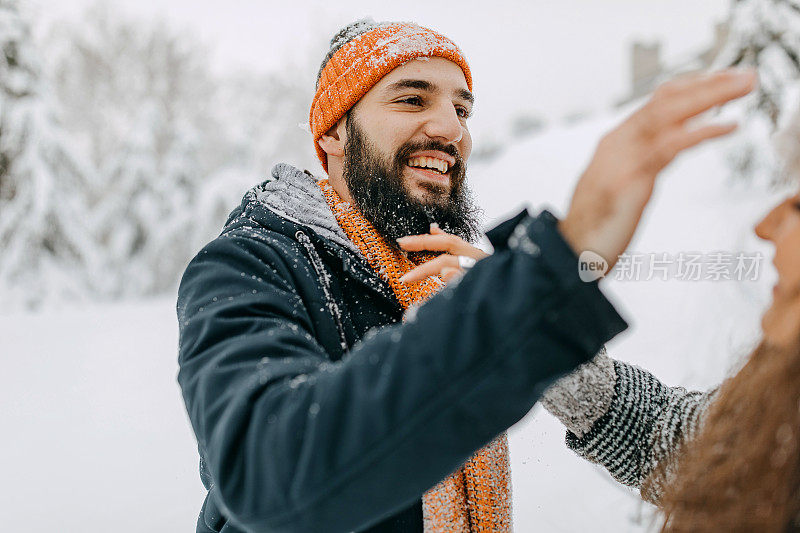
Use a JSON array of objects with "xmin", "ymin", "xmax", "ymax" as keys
[{"xmin": 422, "ymin": 102, "xmax": 463, "ymax": 144}]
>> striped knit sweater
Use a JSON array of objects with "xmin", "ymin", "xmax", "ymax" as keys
[{"xmin": 541, "ymin": 351, "xmax": 717, "ymax": 503}]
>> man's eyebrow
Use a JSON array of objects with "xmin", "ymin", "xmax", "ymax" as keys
[
  {"xmin": 456, "ymin": 88, "xmax": 475, "ymax": 105},
  {"xmin": 385, "ymin": 79, "xmax": 475, "ymax": 105},
  {"xmin": 385, "ymin": 79, "xmax": 435, "ymax": 93}
]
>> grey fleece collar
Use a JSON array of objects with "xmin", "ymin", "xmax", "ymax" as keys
[{"xmin": 253, "ymin": 163, "xmax": 362, "ymax": 258}]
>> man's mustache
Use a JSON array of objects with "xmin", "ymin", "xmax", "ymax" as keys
[
  {"xmin": 394, "ymin": 141, "xmax": 466, "ymax": 186},
  {"xmin": 395, "ymin": 141, "xmax": 463, "ymax": 166}
]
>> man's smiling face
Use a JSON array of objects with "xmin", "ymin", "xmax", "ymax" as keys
[
  {"xmin": 348, "ymin": 56, "xmax": 474, "ymax": 203},
  {"xmin": 335, "ymin": 56, "xmax": 481, "ymax": 243}
]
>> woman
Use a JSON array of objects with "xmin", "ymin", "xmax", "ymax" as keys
[
  {"xmin": 656, "ymin": 194, "xmax": 800, "ymax": 531},
  {"xmin": 399, "ymin": 186, "xmax": 800, "ymax": 531}
]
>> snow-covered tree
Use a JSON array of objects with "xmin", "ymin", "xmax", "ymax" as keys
[
  {"xmin": 0, "ymin": 0, "xmax": 97, "ymax": 309},
  {"xmin": 714, "ymin": 0, "xmax": 800, "ymax": 185},
  {"xmin": 46, "ymin": 6, "xmax": 228, "ymax": 296},
  {"xmin": 194, "ymin": 67, "xmax": 317, "ymax": 233},
  {"xmin": 43, "ymin": 5, "xmax": 319, "ymax": 298}
]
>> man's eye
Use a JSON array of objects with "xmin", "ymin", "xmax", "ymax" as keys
[
  {"xmin": 456, "ymin": 106, "xmax": 472, "ymax": 119},
  {"xmin": 399, "ymin": 96, "xmax": 423, "ymax": 106}
]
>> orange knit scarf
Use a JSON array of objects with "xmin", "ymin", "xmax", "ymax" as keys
[{"xmin": 318, "ymin": 179, "xmax": 512, "ymax": 532}]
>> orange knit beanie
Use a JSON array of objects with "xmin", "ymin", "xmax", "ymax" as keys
[{"xmin": 310, "ymin": 20, "xmax": 472, "ymax": 173}]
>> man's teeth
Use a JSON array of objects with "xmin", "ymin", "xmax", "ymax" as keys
[{"xmin": 407, "ymin": 156, "xmax": 449, "ymax": 174}]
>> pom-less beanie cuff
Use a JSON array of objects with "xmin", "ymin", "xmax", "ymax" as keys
[{"xmin": 310, "ymin": 22, "xmax": 472, "ymax": 172}]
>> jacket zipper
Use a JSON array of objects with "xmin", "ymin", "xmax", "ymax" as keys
[{"xmin": 295, "ymin": 230, "xmax": 349, "ymax": 353}]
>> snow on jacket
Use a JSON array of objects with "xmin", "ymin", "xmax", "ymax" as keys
[{"xmin": 176, "ymin": 163, "xmax": 628, "ymax": 533}]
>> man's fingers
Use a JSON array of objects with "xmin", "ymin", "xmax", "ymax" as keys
[
  {"xmin": 649, "ymin": 69, "xmax": 756, "ymax": 129},
  {"xmin": 397, "ymin": 224, "xmax": 490, "ymax": 283},
  {"xmin": 674, "ymin": 122, "xmax": 739, "ymax": 152},
  {"xmin": 441, "ymin": 267, "xmax": 462, "ymax": 282},
  {"xmin": 396, "ymin": 233, "xmax": 487, "ymax": 259},
  {"xmin": 669, "ymin": 70, "xmax": 755, "ymax": 123},
  {"xmin": 643, "ymin": 122, "xmax": 739, "ymax": 174},
  {"xmin": 397, "ymin": 234, "xmax": 461, "ymax": 253},
  {"xmin": 665, "ymin": 70, "xmax": 756, "ymax": 124},
  {"xmin": 653, "ymin": 69, "xmax": 749, "ymax": 101},
  {"xmin": 429, "ymin": 224, "xmax": 445, "ymax": 235},
  {"xmin": 560, "ymin": 70, "xmax": 752, "ymax": 269},
  {"xmin": 650, "ymin": 70, "xmax": 711, "ymax": 96},
  {"xmin": 399, "ymin": 255, "xmax": 459, "ymax": 283}
]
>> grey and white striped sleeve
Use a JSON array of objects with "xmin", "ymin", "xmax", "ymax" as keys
[{"xmin": 541, "ymin": 350, "xmax": 717, "ymax": 503}]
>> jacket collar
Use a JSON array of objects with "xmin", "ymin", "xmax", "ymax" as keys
[
  {"xmin": 246, "ymin": 164, "xmax": 397, "ymax": 304},
  {"xmin": 250, "ymin": 163, "xmax": 364, "ymax": 260}
]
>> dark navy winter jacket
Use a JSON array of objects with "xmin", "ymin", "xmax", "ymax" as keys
[{"xmin": 176, "ymin": 166, "xmax": 627, "ymax": 533}]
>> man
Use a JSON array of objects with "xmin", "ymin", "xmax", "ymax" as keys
[{"xmin": 176, "ymin": 19, "xmax": 754, "ymax": 533}]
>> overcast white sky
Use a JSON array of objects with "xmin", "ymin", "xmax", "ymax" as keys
[{"xmin": 34, "ymin": 0, "xmax": 731, "ymax": 140}]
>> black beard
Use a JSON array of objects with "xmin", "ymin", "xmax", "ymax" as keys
[{"xmin": 341, "ymin": 113, "xmax": 482, "ymax": 247}]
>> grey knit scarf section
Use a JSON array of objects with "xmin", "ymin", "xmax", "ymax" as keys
[{"xmin": 253, "ymin": 163, "xmax": 363, "ymax": 260}]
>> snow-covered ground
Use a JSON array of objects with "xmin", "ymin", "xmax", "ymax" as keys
[
  {"xmin": 0, "ymin": 111, "xmax": 787, "ymax": 532},
  {"xmin": 0, "ymin": 298, "xmax": 205, "ymax": 531}
]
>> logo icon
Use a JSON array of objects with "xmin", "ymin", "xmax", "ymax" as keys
[{"xmin": 578, "ymin": 251, "xmax": 608, "ymax": 282}]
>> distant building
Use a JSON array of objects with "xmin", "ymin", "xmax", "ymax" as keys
[
  {"xmin": 631, "ymin": 42, "xmax": 662, "ymax": 100},
  {"xmin": 620, "ymin": 21, "xmax": 730, "ymax": 105}
]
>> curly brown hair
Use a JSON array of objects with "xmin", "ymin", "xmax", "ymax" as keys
[{"xmin": 658, "ymin": 338, "xmax": 800, "ymax": 532}]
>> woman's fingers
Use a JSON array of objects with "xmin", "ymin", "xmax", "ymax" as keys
[{"xmin": 399, "ymin": 255, "xmax": 459, "ymax": 283}]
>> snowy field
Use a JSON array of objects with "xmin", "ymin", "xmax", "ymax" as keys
[{"xmin": 0, "ymin": 112, "xmax": 785, "ymax": 532}]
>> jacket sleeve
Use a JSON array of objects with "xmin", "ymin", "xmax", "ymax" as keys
[
  {"xmin": 542, "ymin": 354, "xmax": 717, "ymax": 504},
  {"xmin": 176, "ymin": 209, "xmax": 628, "ymax": 533}
]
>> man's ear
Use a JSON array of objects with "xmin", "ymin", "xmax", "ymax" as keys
[{"xmin": 317, "ymin": 117, "xmax": 347, "ymax": 158}]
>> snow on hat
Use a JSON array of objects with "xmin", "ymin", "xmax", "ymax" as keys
[{"xmin": 310, "ymin": 19, "xmax": 472, "ymax": 172}]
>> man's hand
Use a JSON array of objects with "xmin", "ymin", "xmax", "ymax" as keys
[
  {"xmin": 397, "ymin": 224, "xmax": 489, "ymax": 283},
  {"xmin": 559, "ymin": 69, "xmax": 757, "ymax": 271}
]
